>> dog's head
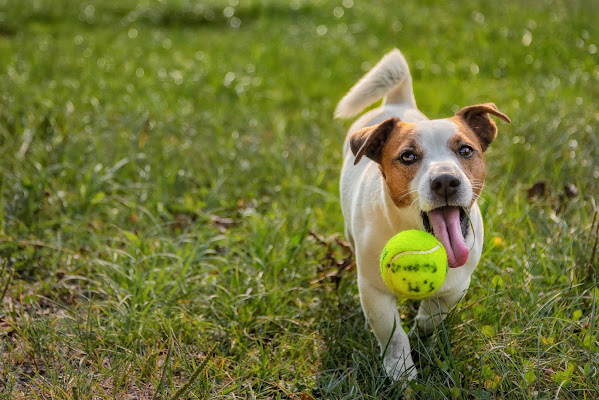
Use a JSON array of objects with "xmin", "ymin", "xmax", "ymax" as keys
[{"xmin": 350, "ymin": 103, "xmax": 510, "ymax": 268}]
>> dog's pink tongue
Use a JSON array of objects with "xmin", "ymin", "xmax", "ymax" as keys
[{"xmin": 428, "ymin": 207, "xmax": 469, "ymax": 268}]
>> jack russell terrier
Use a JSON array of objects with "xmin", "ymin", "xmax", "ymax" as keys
[{"xmin": 336, "ymin": 49, "xmax": 510, "ymax": 382}]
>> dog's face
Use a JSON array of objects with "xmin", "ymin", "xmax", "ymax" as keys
[{"xmin": 350, "ymin": 103, "xmax": 510, "ymax": 267}]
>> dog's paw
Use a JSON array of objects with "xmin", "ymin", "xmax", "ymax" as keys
[
  {"xmin": 383, "ymin": 353, "xmax": 418, "ymax": 384},
  {"xmin": 414, "ymin": 314, "xmax": 438, "ymax": 337}
]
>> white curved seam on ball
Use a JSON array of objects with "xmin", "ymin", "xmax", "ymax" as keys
[{"xmin": 389, "ymin": 244, "xmax": 441, "ymax": 264}]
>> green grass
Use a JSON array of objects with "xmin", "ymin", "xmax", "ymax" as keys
[{"xmin": 0, "ymin": 0, "xmax": 598, "ymax": 398}]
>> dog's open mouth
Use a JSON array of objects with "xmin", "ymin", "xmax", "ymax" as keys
[{"xmin": 421, "ymin": 206, "xmax": 470, "ymax": 268}]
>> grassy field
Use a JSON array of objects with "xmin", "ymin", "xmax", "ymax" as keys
[{"xmin": 0, "ymin": 0, "xmax": 598, "ymax": 398}]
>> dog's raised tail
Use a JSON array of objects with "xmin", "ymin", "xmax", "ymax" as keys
[{"xmin": 334, "ymin": 49, "xmax": 416, "ymax": 119}]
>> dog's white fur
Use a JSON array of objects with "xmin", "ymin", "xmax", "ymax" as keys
[{"xmin": 337, "ymin": 49, "xmax": 490, "ymax": 381}]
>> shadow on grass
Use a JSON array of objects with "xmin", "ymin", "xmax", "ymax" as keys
[
  {"xmin": 311, "ymin": 292, "xmax": 411, "ymax": 400},
  {"xmin": 311, "ymin": 286, "xmax": 474, "ymax": 399}
]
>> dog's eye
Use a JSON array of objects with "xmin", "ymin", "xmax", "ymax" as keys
[
  {"xmin": 459, "ymin": 146, "xmax": 474, "ymax": 158},
  {"xmin": 399, "ymin": 151, "xmax": 418, "ymax": 164}
]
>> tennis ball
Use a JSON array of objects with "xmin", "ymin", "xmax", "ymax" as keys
[{"xmin": 380, "ymin": 230, "xmax": 448, "ymax": 300}]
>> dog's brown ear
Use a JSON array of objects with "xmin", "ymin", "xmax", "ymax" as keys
[
  {"xmin": 455, "ymin": 103, "xmax": 511, "ymax": 151},
  {"xmin": 350, "ymin": 117, "xmax": 399, "ymax": 165}
]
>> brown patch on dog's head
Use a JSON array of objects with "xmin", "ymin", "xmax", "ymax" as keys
[
  {"xmin": 453, "ymin": 103, "xmax": 510, "ymax": 151},
  {"xmin": 380, "ymin": 123, "xmax": 423, "ymax": 207},
  {"xmin": 447, "ymin": 130, "xmax": 487, "ymax": 199},
  {"xmin": 350, "ymin": 118, "xmax": 421, "ymax": 207}
]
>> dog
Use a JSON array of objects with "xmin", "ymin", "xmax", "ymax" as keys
[{"xmin": 336, "ymin": 49, "xmax": 510, "ymax": 382}]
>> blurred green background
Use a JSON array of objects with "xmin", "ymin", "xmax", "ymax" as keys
[{"xmin": 0, "ymin": 0, "xmax": 597, "ymax": 398}]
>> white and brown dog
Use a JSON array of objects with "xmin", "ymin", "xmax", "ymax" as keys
[{"xmin": 336, "ymin": 49, "xmax": 510, "ymax": 382}]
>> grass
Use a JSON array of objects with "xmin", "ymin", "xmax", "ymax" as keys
[{"xmin": 0, "ymin": 0, "xmax": 597, "ymax": 398}]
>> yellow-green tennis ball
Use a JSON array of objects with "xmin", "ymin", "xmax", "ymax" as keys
[{"xmin": 380, "ymin": 230, "xmax": 448, "ymax": 300}]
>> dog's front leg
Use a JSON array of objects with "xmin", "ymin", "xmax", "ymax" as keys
[
  {"xmin": 414, "ymin": 287, "xmax": 468, "ymax": 337},
  {"xmin": 358, "ymin": 279, "xmax": 417, "ymax": 382}
]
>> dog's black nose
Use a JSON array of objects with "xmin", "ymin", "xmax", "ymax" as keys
[{"xmin": 431, "ymin": 174, "xmax": 461, "ymax": 198}]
